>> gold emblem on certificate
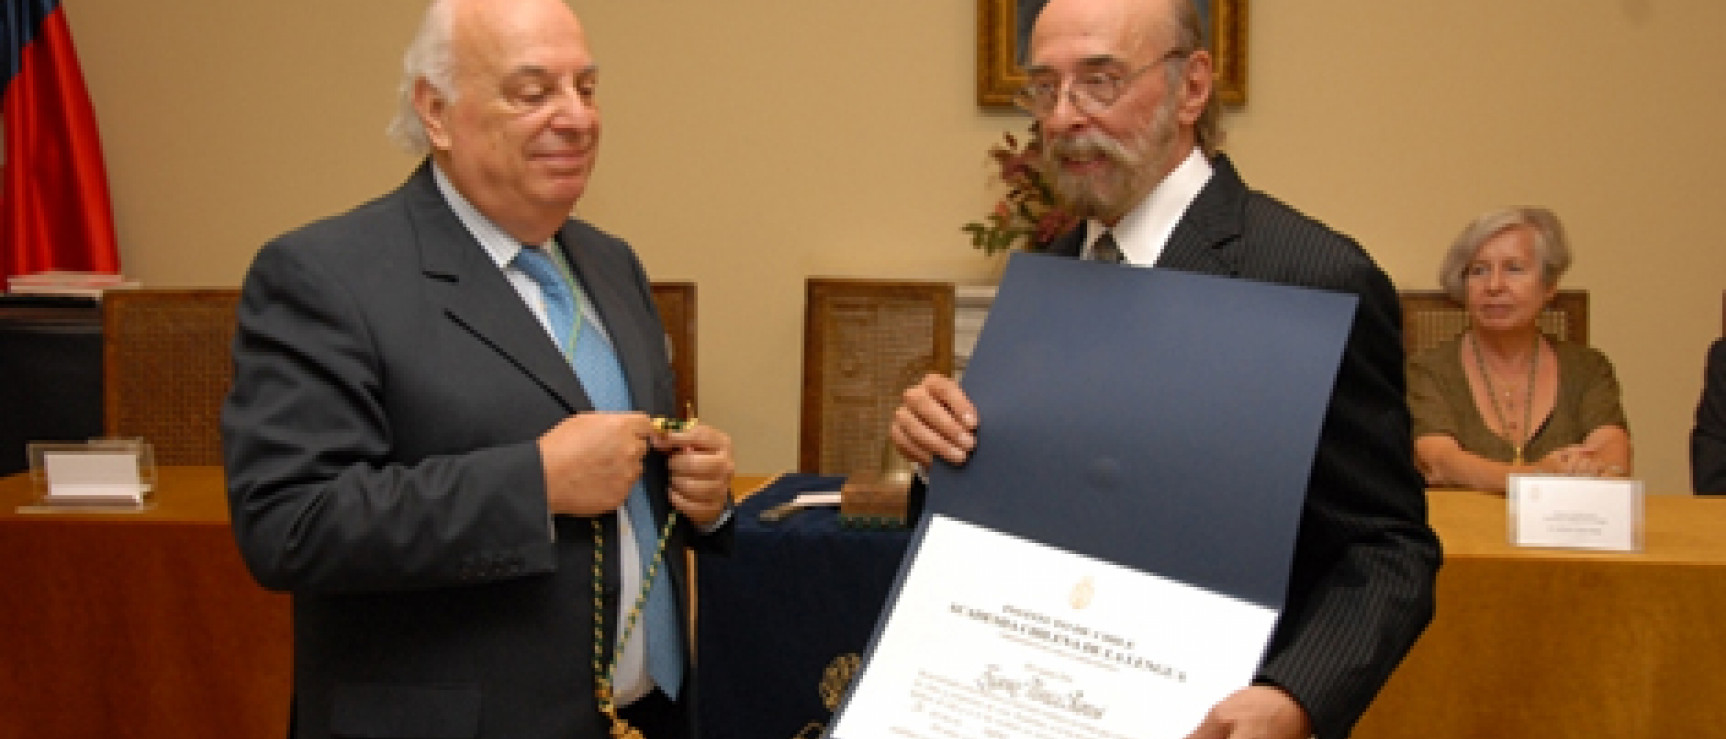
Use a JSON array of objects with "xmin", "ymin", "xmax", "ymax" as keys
[
  {"xmin": 820, "ymin": 653, "xmax": 862, "ymax": 709},
  {"xmin": 1069, "ymin": 576, "xmax": 1096, "ymax": 610}
]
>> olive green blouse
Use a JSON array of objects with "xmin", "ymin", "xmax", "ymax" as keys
[{"xmin": 1407, "ymin": 335, "xmax": 1630, "ymax": 464}]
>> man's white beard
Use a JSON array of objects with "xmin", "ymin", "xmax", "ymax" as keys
[{"xmin": 1043, "ymin": 96, "xmax": 1179, "ymax": 222}]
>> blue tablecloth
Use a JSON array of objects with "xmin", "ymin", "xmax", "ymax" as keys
[{"xmin": 696, "ymin": 473, "xmax": 913, "ymax": 739}]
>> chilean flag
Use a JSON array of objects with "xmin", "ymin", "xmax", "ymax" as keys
[{"xmin": 1, "ymin": 0, "xmax": 120, "ymax": 284}]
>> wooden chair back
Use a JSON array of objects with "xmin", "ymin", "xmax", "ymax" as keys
[
  {"xmin": 1400, "ymin": 289, "xmax": 1589, "ymax": 357},
  {"xmin": 800, "ymin": 278, "xmax": 954, "ymax": 475},
  {"xmin": 101, "ymin": 289, "xmax": 241, "ymax": 466},
  {"xmin": 650, "ymin": 282, "xmax": 698, "ymax": 415},
  {"xmin": 99, "ymin": 285, "xmax": 691, "ymax": 466}
]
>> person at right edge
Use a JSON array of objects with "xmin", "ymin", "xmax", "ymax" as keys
[
  {"xmin": 890, "ymin": 1, "xmax": 1441, "ymax": 737},
  {"xmin": 1692, "ymin": 336, "xmax": 1726, "ymax": 494}
]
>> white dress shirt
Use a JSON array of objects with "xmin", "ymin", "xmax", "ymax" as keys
[{"xmin": 1080, "ymin": 147, "xmax": 1215, "ymax": 266}]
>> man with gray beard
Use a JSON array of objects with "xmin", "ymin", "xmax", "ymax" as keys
[{"xmin": 890, "ymin": 0, "xmax": 1440, "ymax": 737}]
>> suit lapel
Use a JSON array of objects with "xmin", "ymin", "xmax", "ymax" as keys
[
  {"xmin": 403, "ymin": 164, "xmax": 593, "ymax": 412},
  {"xmin": 1155, "ymin": 154, "xmax": 1248, "ymax": 278}
]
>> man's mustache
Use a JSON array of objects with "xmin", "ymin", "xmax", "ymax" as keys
[{"xmin": 1045, "ymin": 132, "xmax": 1135, "ymax": 166}]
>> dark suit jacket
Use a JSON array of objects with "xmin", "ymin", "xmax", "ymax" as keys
[
  {"xmin": 1692, "ymin": 338, "xmax": 1726, "ymax": 493},
  {"xmin": 1041, "ymin": 155, "xmax": 1441, "ymax": 739},
  {"xmin": 221, "ymin": 162, "xmax": 722, "ymax": 739}
]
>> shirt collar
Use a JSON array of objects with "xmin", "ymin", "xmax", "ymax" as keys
[
  {"xmin": 1083, "ymin": 147, "xmax": 1214, "ymax": 265},
  {"xmin": 431, "ymin": 164, "xmax": 552, "ymax": 269}
]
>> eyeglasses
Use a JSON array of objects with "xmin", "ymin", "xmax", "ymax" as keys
[{"xmin": 1014, "ymin": 49, "xmax": 1192, "ymax": 117}]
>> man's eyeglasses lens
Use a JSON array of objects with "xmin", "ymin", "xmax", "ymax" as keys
[{"xmin": 1014, "ymin": 50, "xmax": 1189, "ymax": 116}]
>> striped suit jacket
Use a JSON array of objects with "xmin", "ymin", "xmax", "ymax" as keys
[{"xmin": 1047, "ymin": 154, "xmax": 1442, "ymax": 739}]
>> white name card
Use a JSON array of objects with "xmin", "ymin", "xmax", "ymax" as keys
[
  {"xmin": 41, "ymin": 450, "xmax": 150, "ymax": 504},
  {"xmin": 1508, "ymin": 474, "xmax": 1643, "ymax": 552}
]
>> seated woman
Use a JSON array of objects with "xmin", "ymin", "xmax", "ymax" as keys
[{"xmin": 1408, "ymin": 207, "xmax": 1631, "ymax": 492}]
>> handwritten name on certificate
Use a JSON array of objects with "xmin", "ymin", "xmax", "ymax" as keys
[{"xmin": 831, "ymin": 516, "xmax": 1277, "ymax": 739}]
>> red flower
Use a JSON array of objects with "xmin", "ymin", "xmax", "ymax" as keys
[{"xmin": 963, "ymin": 125, "xmax": 1076, "ymax": 255}]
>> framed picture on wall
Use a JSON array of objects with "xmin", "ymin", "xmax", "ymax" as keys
[{"xmin": 977, "ymin": 0, "xmax": 1247, "ymax": 108}]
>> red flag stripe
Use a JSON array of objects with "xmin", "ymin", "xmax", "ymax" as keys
[{"xmin": 2, "ymin": 4, "xmax": 121, "ymax": 283}]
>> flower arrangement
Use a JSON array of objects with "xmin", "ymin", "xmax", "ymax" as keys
[{"xmin": 962, "ymin": 124, "xmax": 1077, "ymax": 255}]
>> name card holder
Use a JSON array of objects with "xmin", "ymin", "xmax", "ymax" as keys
[
  {"xmin": 1508, "ymin": 474, "xmax": 1643, "ymax": 552},
  {"xmin": 23, "ymin": 439, "xmax": 157, "ymax": 511}
]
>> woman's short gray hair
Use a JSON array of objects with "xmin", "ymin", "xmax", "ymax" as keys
[
  {"xmin": 386, "ymin": 0, "xmax": 458, "ymax": 155},
  {"xmin": 1437, "ymin": 206, "xmax": 1572, "ymax": 303}
]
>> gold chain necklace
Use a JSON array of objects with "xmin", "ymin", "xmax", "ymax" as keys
[
  {"xmin": 591, "ymin": 509, "xmax": 679, "ymax": 739},
  {"xmin": 1471, "ymin": 331, "xmax": 1540, "ymax": 466}
]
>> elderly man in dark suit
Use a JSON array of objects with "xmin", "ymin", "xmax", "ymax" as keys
[
  {"xmin": 891, "ymin": 0, "xmax": 1440, "ymax": 737},
  {"xmin": 220, "ymin": 1, "xmax": 734, "ymax": 738}
]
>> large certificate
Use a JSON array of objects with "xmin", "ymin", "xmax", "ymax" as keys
[
  {"xmin": 836, "ymin": 515, "xmax": 1279, "ymax": 739},
  {"xmin": 831, "ymin": 254, "xmax": 1359, "ymax": 739}
]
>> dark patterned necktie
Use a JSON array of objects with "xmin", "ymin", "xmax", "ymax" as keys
[{"xmin": 1091, "ymin": 230, "xmax": 1124, "ymax": 264}]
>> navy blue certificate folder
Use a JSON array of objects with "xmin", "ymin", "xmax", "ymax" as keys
[{"xmin": 926, "ymin": 252, "xmax": 1358, "ymax": 610}]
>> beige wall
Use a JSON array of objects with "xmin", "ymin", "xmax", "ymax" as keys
[{"xmin": 67, "ymin": 1, "xmax": 1726, "ymax": 495}]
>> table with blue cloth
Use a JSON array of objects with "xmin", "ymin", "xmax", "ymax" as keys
[{"xmin": 697, "ymin": 473, "xmax": 913, "ymax": 739}]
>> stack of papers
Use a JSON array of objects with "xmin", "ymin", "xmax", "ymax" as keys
[{"xmin": 7, "ymin": 271, "xmax": 141, "ymax": 298}]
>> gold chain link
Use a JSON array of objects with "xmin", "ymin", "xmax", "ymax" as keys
[{"xmin": 591, "ymin": 508, "xmax": 680, "ymax": 731}]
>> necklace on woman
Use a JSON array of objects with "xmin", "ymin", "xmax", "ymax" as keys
[
  {"xmin": 591, "ymin": 510, "xmax": 679, "ymax": 739},
  {"xmin": 1471, "ymin": 330, "xmax": 1540, "ymax": 466}
]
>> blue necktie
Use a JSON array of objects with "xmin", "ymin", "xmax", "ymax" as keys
[{"xmin": 514, "ymin": 247, "xmax": 684, "ymax": 699}]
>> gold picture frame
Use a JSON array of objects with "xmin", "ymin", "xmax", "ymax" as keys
[{"xmin": 977, "ymin": 0, "xmax": 1247, "ymax": 108}]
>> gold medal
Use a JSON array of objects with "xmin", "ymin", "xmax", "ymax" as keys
[
  {"xmin": 650, "ymin": 416, "xmax": 696, "ymax": 433},
  {"xmin": 652, "ymin": 402, "xmax": 698, "ymax": 434},
  {"xmin": 596, "ymin": 679, "xmax": 645, "ymax": 739}
]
